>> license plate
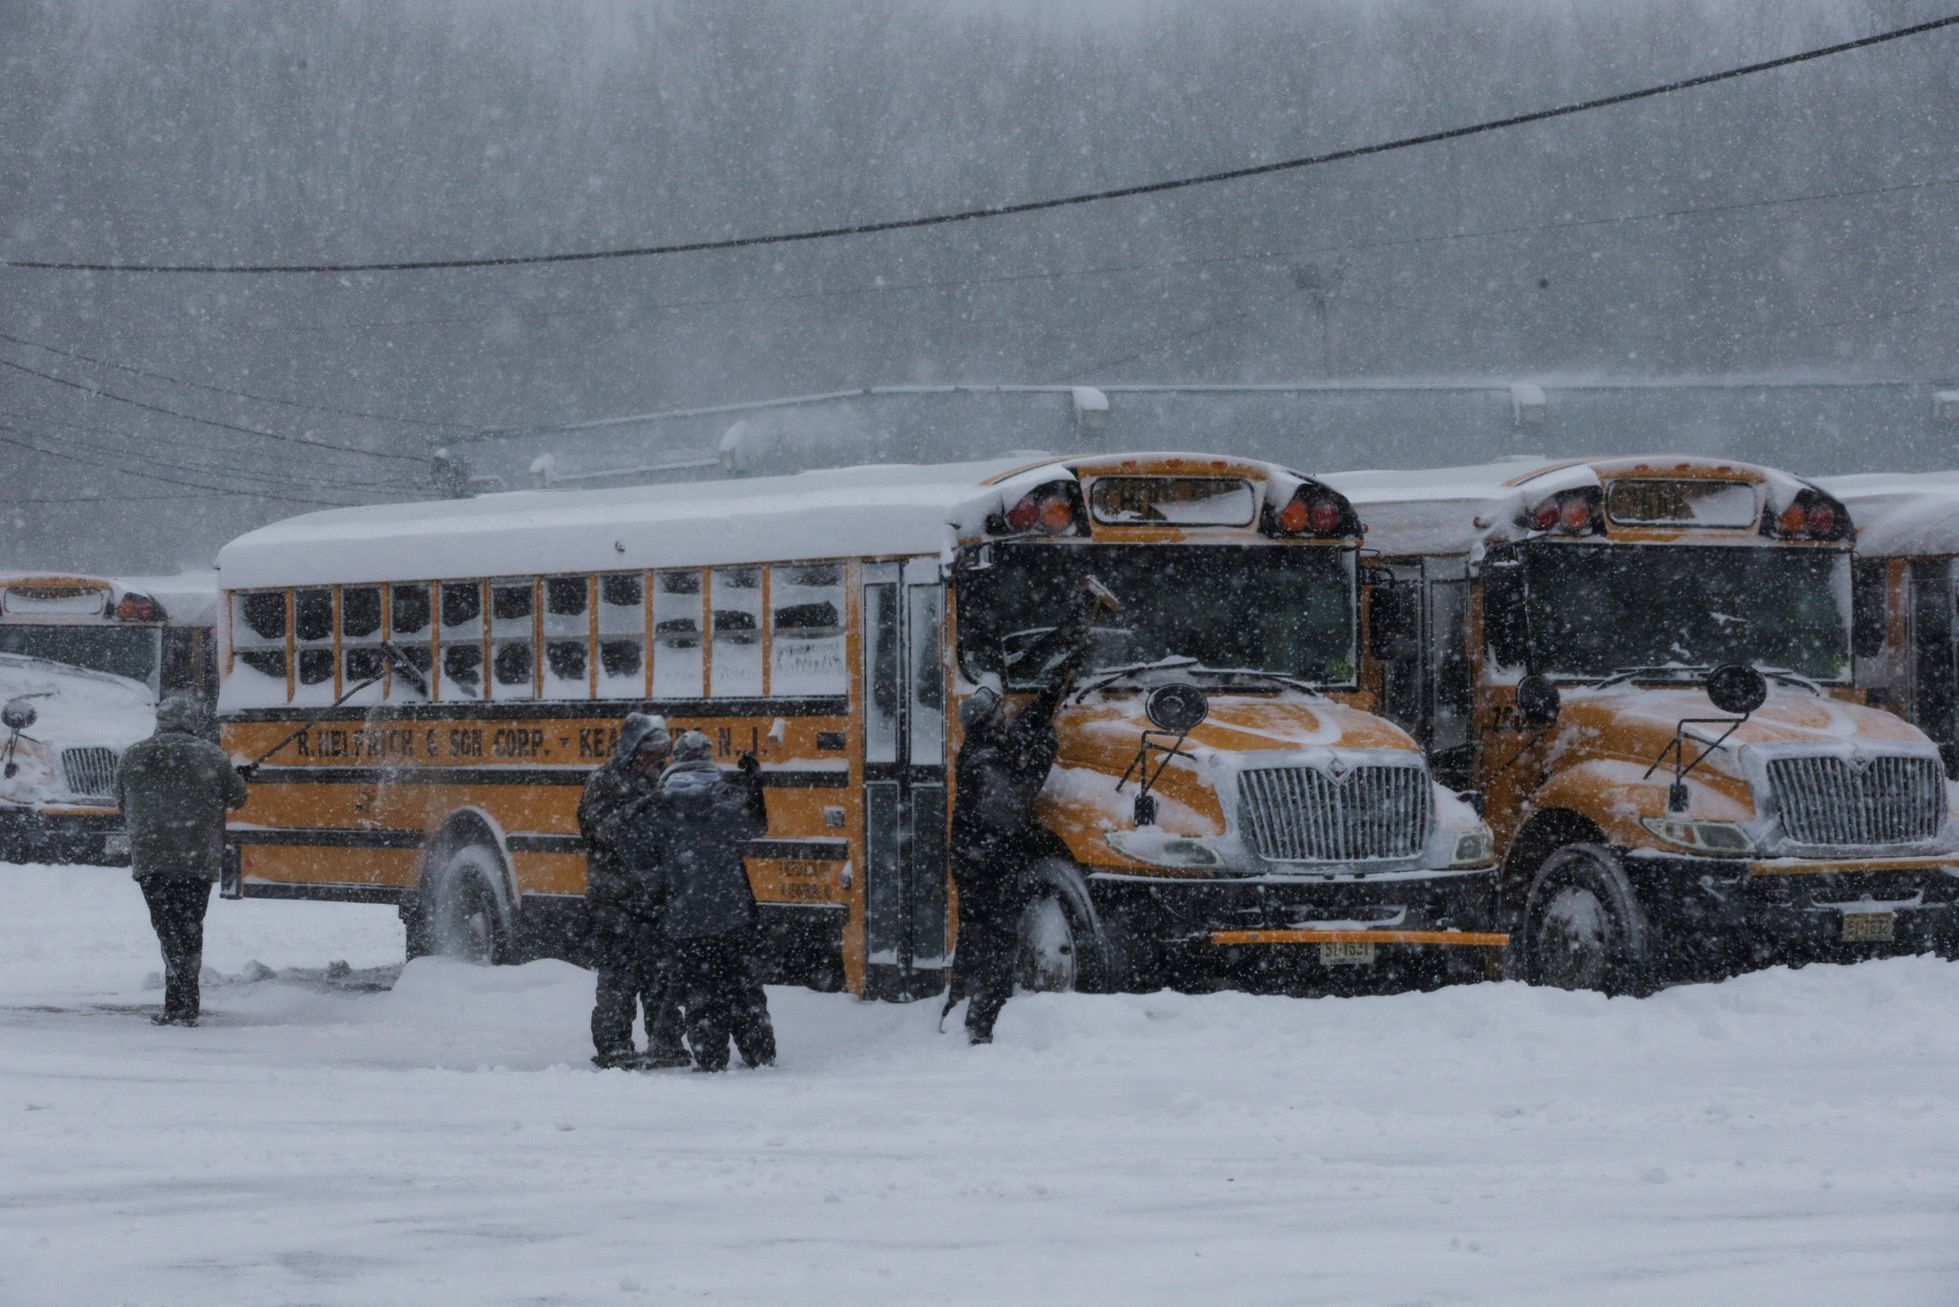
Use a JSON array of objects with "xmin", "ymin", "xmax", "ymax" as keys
[
  {"xmin": 104, "ymin": 834, "xmax": 131, "ymax": 859},
  {"xmin": 1319, "ymin": 941, "xmax": 1376, "ymax": 967},
  {"xmin": 1841, "ymin": 912, "xmax": 1895, "ymax": 943}
]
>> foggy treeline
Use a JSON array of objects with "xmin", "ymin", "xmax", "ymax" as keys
[{"xmin": 2, "ymin": 0, "xmax": 1954, "ymax": 570}]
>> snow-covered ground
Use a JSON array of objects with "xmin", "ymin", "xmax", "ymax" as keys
[{"xmin": 2, "ymin": 864, "xmax": 1956, "ymax": 1306}]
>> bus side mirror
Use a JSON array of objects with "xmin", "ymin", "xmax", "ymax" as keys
[
  {"xmin": 1516, "ymin": 674, "xmax": 1561, "ymax": 728},
  {"xmin": 1851, "ymin": 558, "xmax": 1886, "ymax": 659},
  {"xmin": 1367, "ymin": 583, "xmax": 1420, "ymax": 660}
]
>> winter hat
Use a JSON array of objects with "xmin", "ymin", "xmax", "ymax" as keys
[
  {"xmin": 155, "ymin": 695, "xmax": 207, "ymax": 734},
  {"xmin": 616, "ymin": 712, "xmax": 672, "ymax": 760},
  {"xmin": 669, "ymin": 729, "xmax": 715, "ymax": 764},
  {"xmin": 959, "ymin": 684, "xmax": 1002, "ymax": 732}
]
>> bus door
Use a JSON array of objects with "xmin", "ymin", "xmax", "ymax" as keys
[
  {"xmin": 1908, "ymin": 559, "xmax": 1957, "ymax": 775},
  {"xmin": 1371, "ymin": 560, "xmax": 1474, "ymax": 788},
  {"xmin": 860, "ymin": 560, "xmax": 949, "ymax": 999}
]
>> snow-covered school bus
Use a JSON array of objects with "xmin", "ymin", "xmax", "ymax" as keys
[
  {"xmin": 0, "ymin": 571, "xmax": 220, "ymax": 864},
  {"xmin": 1824, "ymin": 471, "xmax": 1959, "ymax": 775},
  {"xmin": 1327, "ymin": 456, "xmax": 1959, "ymax": 993},
  {"xmin": 213, "ymin": 454, "xmax": 1502, "ymax": 999}
]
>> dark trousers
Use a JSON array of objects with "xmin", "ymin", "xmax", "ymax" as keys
[
  {"xmin": 590, "ymin": 911, "xmax": 686, "ymax": 1058},
  {"xmin": 138, "ymin": 876, "xmax": 212, "ymax": 1020},
  {"xmin": 668, "ymin": 928, "xmax": 774, "ymax": 1071},
  {"xmin": 951, "ymin": 874, "xmax": 1021, "ymax": 1041}
]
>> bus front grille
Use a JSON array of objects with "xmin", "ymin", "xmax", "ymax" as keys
[
  {"xmin": 1237, "ymin": 763, "xmax": 1431, "ymax": 864},
  {"xmin": 61, "ymin": 747, "xmax": 120, "ymax": 801},
  {"xmin": 1765, "ymin": 754, "xmax": 1944, "ymax": 847}
]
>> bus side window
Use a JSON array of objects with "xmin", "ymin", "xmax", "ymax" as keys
[
  {"xmin": 292, "ymin": 587, "xmax": 335, "ymax": 703},
  {"xmin": 489, "ymin": 579, "xmax": 537, "ymax": 701},
  {"xmin": 389, "ymin": 583, "xmax": 434, "ymax": 696},
  {"xmin": 542, "ymin": 575, "xmax": 591, "ymax": 701},
  {"xmin": 231, "ymin": 590, "xmax": 289, "ymax": 702},
  {"xmin": 439, "ymin": 580, "xmax": 484, "ymax": 700},
  {"xmin": 340, "ymin": 585, "xmax": 386, "ymax": 699},
  {"xmin": 654, "ymin": 569, "xmax": 704, "ymax": 698},
  {"xmin": 770, "ymin": 563, "xmax": 845, "ymax": 696},
  {"xmin": 711, "ymin": 567, "xmax": 763, "ymax": 698},
  {"xmin": 596, "ymin": 572, "xmax": 646, "ymax": 699}
]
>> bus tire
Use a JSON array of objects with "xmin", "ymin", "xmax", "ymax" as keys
[
  {"xmin": 413, "ymin": 843, "xmax": 512, "ymax": 966},
  {"xmin": 1015, "ymin": 858, "xmax": 1114, "ymax": 994},
  {"xmin": 1521, "ymin": 844, "xmax": 1657, "ymax": 996}
]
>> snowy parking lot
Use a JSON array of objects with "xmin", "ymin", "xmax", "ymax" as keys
[{"xmin": 2, "ymin": 863, "xmax": 1956, "ymax": 1306}]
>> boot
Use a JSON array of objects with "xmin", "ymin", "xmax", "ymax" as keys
[
  {"xmin": 635, "ymin": 1047, "xmax": 695, "ymax": 1071},
  {"xmin": 591, "ymin": 1046, "xmax": 638, "ymax": 1070}
]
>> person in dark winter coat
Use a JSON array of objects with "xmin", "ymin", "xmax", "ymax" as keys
[
  {"xmin": 578, "ymin": 712, "xmax": 689, "ymax": 1070},
  {"xmin": 622, "ymin": 730, "xmax": 773, "ymax": 1072},
  {"xmin": 945, "ymin": 662, "xmax": 1074, "ymax": 1044},
  {"xmin": 113, "ymin": 695, "xmax": 248, "ymax": 1025}
]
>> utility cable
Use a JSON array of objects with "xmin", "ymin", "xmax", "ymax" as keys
[
  {"xmin": 0, "ymin": 355, "xmax": 432, "ymax": 465},
  {"xmin": 3, "ymin": 14, "xmax": 1952, "ymax": 275},
  {"xmin": 105, "ymin": 172, "xmax": 1959, "ymax": 344},
  {"xmin": 0, "ymin": 409, "xmax": 425, "ymax": 495},
  {"xmin": 0, "ymin": 329, "xmax": 472, "ymax": 430},
  {"xmin": 0, "ymin": 424, "xmax": 363, "ymax": 508}
]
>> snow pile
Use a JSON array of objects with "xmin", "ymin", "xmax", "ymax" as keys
[{"xmin": 2, "ymin": 863, "xmax": 1956, "ymax": 1305}]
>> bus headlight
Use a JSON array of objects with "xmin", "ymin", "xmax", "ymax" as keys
[
  {"xmin": 1450, "ymin": 826, "xmax": 1496, "ymax": 867},
  {"xmin": 1104, "ymin": 830, "xmax": 1223, "ymax": 869},
  {"xmin": 1639, "ymin": 816, "xmax": 1756, "ymax": 856}
]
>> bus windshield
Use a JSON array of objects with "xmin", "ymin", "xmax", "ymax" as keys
[
  {"xmin": 959, "ymin": 543, "xmax": 1356, "ymax": 688},
  {"xmin": 1521, "ymin": 544, "xmax": 1851, "ymax": 681},
  {"xmin": 0, "ymin": 624, "xmax": 161, "ymax": 688}
]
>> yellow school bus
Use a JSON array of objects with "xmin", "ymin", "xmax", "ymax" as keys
[
  {"xmin": 0, "ymin": 571, "xmax": 219, "ymax": 865},
  {"xmin": 1822, "ymin": 472, "xmax": 1959, "ymax": 776},
  {"xmin": 214, "ymin": 454, "xmax": 1502, "ymax": 999},
  {"xmin": 1328, "ymin": 456, "xmax": 1959, "ymax": 993}
]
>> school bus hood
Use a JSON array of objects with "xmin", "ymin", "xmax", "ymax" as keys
[
  {"xmin": 1555, "ymin": 684, "xmax": 1931, "ymax": 757},
  {"xmin": 1058, "ymin": 692, "xmax": 1421, "ymax": 761}
]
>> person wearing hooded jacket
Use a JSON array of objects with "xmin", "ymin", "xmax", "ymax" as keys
[
  {"xmin": 621, "ymin": 730, "xmax": 773, "ymax": 1072},
  {"xmin": 578, "ymin": 712, "xmax": 690, "ymax": 1070},
  {"xmin": 113, "ymin": 695, "xmax": 248, "ymax": 1026},
  {"xmin": 945, "ymin": 659, "xmax": 1076, "ymax": 1045}
]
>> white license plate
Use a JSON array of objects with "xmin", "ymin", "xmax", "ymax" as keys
[
  {"xmin": 1841, "ymin": 912, "xmax": 1895, "ymax": 943},
  {"xmin": 1319, "ymin": 941, "xmax": 1377, "ymax": 967}
]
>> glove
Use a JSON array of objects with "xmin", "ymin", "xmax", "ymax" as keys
[
  {"xmin": 235, "ymin": 762, "xmax": 260, "ymax": 781},
  {"xmin": 736, "ymin": 752, "xmax": 762, "ymax": 779}
]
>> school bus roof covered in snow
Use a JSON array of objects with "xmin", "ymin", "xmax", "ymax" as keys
[
  {"xmin": 1822, "ymin": 471, "xmax": 1959, "ymax": 557},
  {"xmin": 0, "ymin": 570, "xmax": 219, "ymax": 626},
  {"xmin": 1325, "ymin": 454, "xmax": 1822, "ymax": 556},
  {"xmin": 215, "ymin": 454, "xmax": 1324, "ymax": 589}
]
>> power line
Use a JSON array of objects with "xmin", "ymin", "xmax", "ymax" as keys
[
  {"xmin": 4, "ymin": 14, "xmax": 1952, "ymax": 276},
  {"xmin": 0, "ymin": 354, "xmax": 432, "ymax": 465},
  {"xmin": 0, "ymin": 424, "xmax": 362, "ymax": 508},
  {"xmin": 0, "ymin": 490, "xmax": 280, "ymax": 507},
  {"xmin": 0, "ymin": 407, "xmax": 425, "ymax": 495},
  {"xmin": 0, "ymin": 329, "xmax": 472, "ymax": 430},
  {"xmin": 163, "ymin": 172, "xmax": 1959, "ymax": 344}
]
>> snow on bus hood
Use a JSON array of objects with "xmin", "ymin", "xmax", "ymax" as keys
[
  {"xmin": 0, "ymin": 653, "xmax": 156, "ymax": 751},
  {"xmin": 1059, "ymin": 691, "xmax": 1419, "ymax": 758},
  {"xmin": 1554, "ymin": 683, "xmax": 1935, "ymax": 782}
]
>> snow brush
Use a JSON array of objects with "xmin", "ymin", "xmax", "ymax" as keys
[{"xmin": 244, "ymin": 641, "xmax": 430, "ymax": 770}]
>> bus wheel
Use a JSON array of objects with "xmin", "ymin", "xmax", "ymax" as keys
[
  {"xmin": 1523, "ymin": 845, "xmax": 1655, "ymax": 996},
  {"xmin": 417, "ymin": 844, "xmax": 510, "ymax": 966},
  {"xmin": 1016, "ymin": 894, "xmax": 1079, "ymax": 992}
]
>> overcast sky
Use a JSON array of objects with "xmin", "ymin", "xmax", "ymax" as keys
[{"xmin": 2, "ymin": 0, "xmax": 1955, "ymax": 570}]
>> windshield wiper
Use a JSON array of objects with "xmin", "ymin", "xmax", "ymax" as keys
[
  {"xmin": 1588, "ymin": 663, "xmax": 1821, "ymax": 696},
  {"xmin": 1072, "ymin": 659, "xmax": 1326, "ymax": 703}
]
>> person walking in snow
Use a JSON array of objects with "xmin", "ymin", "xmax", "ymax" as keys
[
  {"xmin": 944, "ymin": 660, "xmax": 1076, "ymax": 1045},
  {"xmin": 623, "ymin": 730, "xmax": 774, "ymax": 1072},
  {"xmin": 579, "ymin": 712, "xmax": 690, "ymax": 1070},
  {"xmin": 114, "ymin": 695, "xmax": 248, "ymax": 1026}
]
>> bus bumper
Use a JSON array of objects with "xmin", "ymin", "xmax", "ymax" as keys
[
  {"xmin": 1087, "ymin": 863, "xmax": 1504, "ymax": 986},
  {"xmin": 0, "ymin": 806, "xmax": 129, "ymax": 866},
  {"xmin": 1622, "ymin": 850, "xmax": 1959, "ymax": 959}
]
